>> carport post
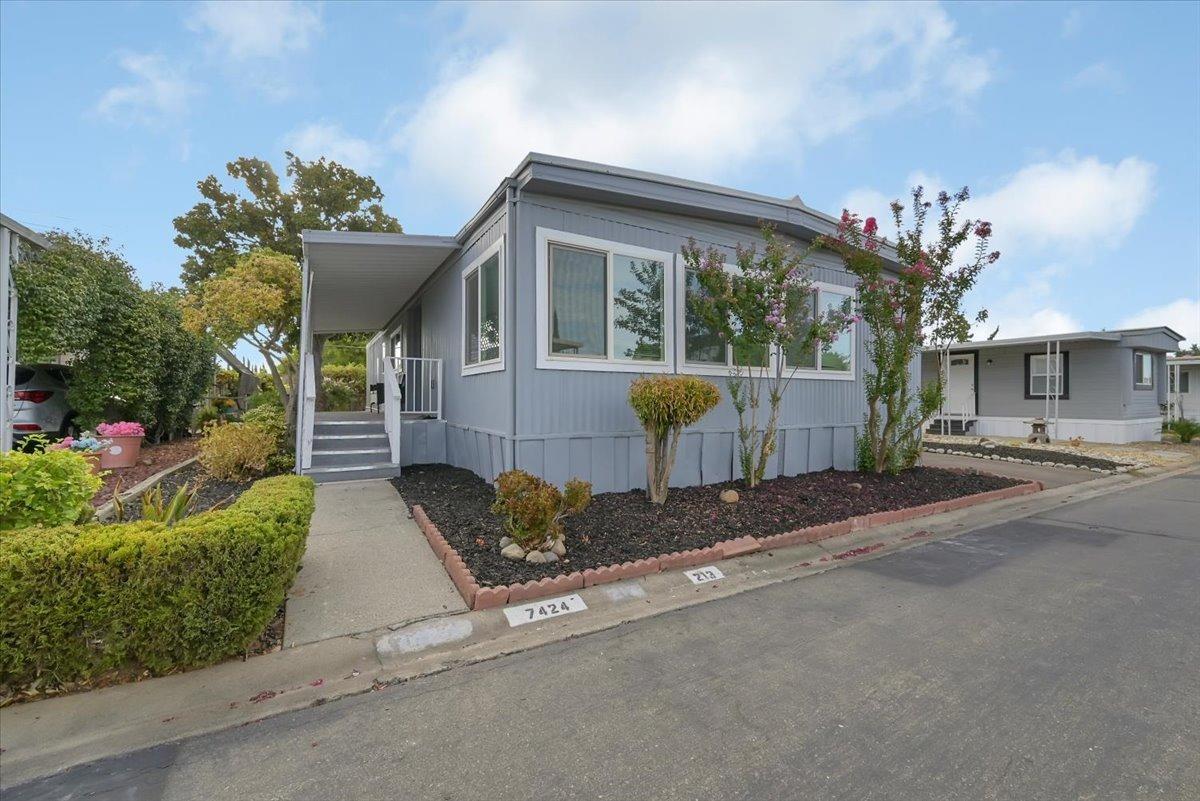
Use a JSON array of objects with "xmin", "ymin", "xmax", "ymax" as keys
[{"xmin": 0, "ymin": 229, "xmax": 12, "ymax": 453}]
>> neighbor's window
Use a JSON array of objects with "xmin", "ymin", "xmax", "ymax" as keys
[
  {"xmin": 1170, "ymin": 369, "xmax": 1190, "ymax": 393},
  {"xmin": 783, "ymin": 285, "xmax": 853, "ymax": 373},
  {"xmin": 1133, "ymin": 351, "xmax": 1153, "ymax": 388},
  {"xmin": 462, "ymin": 242, "xmax": 503, "ymax": 372},
  {"xmin": 546, "ymin": 235, "xmax": 668, "ymax": 365},
  {"xmin": 1027, "ymin": 353, "xmax": 1067, "ymax": 398}
]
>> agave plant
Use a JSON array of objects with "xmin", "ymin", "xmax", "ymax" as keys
[{"xmin": 140, "ymin": 482, "xmax": 201, "ymax": 526}]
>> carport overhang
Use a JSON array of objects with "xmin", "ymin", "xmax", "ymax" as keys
[{"xmin": 301, "ymin": 230, "xmax": 460, "ymax": 335}]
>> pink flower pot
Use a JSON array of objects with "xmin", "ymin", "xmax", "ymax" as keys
[{"xmin": 99, "ymin": 435, "xmax": 143, "ymax": 469}]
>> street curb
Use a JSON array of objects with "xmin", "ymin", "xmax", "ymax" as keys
[
  {"xmin": 2, "ymin": 465, "xmax": 1192, "ymax": 789},
  {"xmin": 413, "ymin": 479, "xmax": 1044, "ymax": 611}
]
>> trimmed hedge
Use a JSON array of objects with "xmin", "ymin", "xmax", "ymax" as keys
[{"xmin": 0, "ymin": 475, "xmax": 315, "ymax": 692}]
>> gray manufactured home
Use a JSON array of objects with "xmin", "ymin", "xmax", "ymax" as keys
[
  {"xmin": 295, "ymin": 154, "xmax": 901, "ymax": 486},
  {"xmin": 921, "ymin": 327, "xmax": 1183, "ymax": 444},
  {"xmin": 1167, "ymin": 354, "xmax": 1199, "ymax": 422}
]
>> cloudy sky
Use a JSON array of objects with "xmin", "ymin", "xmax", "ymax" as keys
[{"xmin": 2, "ymin": 0, "xmax": 1198, "ymax": 346}]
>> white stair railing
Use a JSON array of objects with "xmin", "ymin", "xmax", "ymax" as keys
[
  {"xmin": 387, "ymin": 357, "xmax": 443, "ymax": 419},
  {"xmin": 381, "ymin": 356, "xmax": 401, "ymax": 464},
  {"xmin": 300, "ymin": 351, "xmax": 316, "ymax": 469}
]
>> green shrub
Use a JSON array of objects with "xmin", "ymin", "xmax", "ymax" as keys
[
  {"xmin": 198, "ymin": 421, "xmax": 279, "ymax": 481},
  {"xmin": 628, "ymin": 375, "xmax": 720, "ymax": 503},
  {"xmin": 0, "ymin": 475, "xmax": 315, "ymax": 692},
  {"xmin": 192, "ymin": 403, "xmax": 222, "ymax": 431},
  {"xmin": 490, "ymin": 469, "xmax": 590, "ymax": 551},
  {"xmin": 321, "ymin": 364, "xmax": 366, "ymax": 411},
  {"xmin": 243, "ymin": 404, "xmax": 287, "ymax": 447},
  {"xmin": 1169, "ymin": 418, "xmax": 1199, "ymax": 443},
  {"xmin": 0, "ymin": 450, "xmax": 102, "ymax": 531},
  {"xmin": 246, "ymin": 386, "xmax": 281, "ymax": 410}
]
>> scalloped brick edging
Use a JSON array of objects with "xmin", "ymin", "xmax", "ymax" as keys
[{"xmin": 410, "ymin": 479, "xmax": 1043, "ymax": 611}]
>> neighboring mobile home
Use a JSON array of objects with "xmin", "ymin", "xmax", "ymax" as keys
[
  {"xmin": 921, "ymin": 327, "xmax": 1184, "ymax": 444},
  {"xmin": 1167, "ymin": 354, "xmax": 1199, "ymax": 422},
  {"xmin": 295, "ymin": 154, "xmax": 904, "ymax": 486}
]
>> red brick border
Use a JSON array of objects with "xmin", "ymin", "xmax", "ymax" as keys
[{"xmin": 412, "ymin": 479, "xmax": 1043, "ymax": 611}]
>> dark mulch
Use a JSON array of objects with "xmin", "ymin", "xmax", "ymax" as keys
[
  {"xmin": 93, "ymin": 438, "xmax": 199, "ymax": 506},
  {"xmin": 114, "ymin": 462, "xmax": 253, "ymax": 520},
  {"xmin": 926, "ymin": 442, "xmax": 1127, "ymax": 469},
  {"xmin": 391, "ymin": 464, "xmax": 1023, "ymax": 588}
]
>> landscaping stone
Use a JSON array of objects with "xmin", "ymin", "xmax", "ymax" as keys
[
  {"xmin": 525, "ymin": 550, "xmax": 547, "ymax": 564},
  {"xmin": 848, "ymin": 482, "xmax": 863, "ymax": 490},
  {"xmin": 719, "ymin": 489, "xmax": 740, "ymax": 504},
  {"xmin": 550, "ymin": 540, "xmax": 567, "ymax": 557},
  {"xmin": 501, "ymin": 543, "xmax": 526, "ymax": 561},
  {"xmin": 543, "ymin": 551, "xmax": 559, "ymax": 563},
  {"xmin": 499, "ymin": 536, "xmax": 513, "ymax": 548}
]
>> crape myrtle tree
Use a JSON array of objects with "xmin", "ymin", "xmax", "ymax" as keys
[
  {"xmin": 682, "ymin": 225, "xmax": 852, "ymax": 488},
  {"xmin": 819, "ymin": 188, "xmax": 998, "ymax": 473},
  {"xmin": 173, "ymin": 152, "xmax": 402, "ymax": 410}
]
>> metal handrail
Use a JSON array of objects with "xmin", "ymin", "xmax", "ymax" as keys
[{"xmin": 385, "ymin": 356, "xmax": 443, "ymax": 420}]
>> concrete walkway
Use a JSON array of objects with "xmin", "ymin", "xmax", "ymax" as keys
[
  {"xmin": 920, "ymin": 451, "xmax": 1100, "ymax": 489},
  {"xmin": 283, "ymin": 480, "xmax": 467, "ymax": 646}
]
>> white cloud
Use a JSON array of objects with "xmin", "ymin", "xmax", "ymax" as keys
[
  {"xmin": 1061, "ymin": 7, "xmax": 1085, "ymax": 38},
  {"xmin": 94, "ymin": 52, "xmax": 196, "ymax": 126},
  {"xmin": 189, "ymin": 1, "xmax": 321, "ymax": 60},
  {"xmin": 284, "ymin": 122, "xmax": 381, "ymax": 172},
  {"xmin": 1119, "ymin": 297, "xmax": 1200, "ymax": 349},
  {"xmin": 189, "ymin": 0, "xmax": 322, "ymax": 99},
  {"xmin": 391, "ymin": 1, "xmax": 991, "ymax": 204},
  {"xmin": 1064, "ymin": 62, "xmax": 1126, "ymax": 93},
  {"xmin": 980, "ymin": 307, "xmax": 1083, "ymax": 341}
]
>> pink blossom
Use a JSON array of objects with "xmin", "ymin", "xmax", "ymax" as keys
[
  {"xmin": 974, "ymin": 220, "xmax": 993, "ymax": 239},
  {"xmin": 863, "ymin": 217, "xmax": 878, "ymax": 236},
  {"xmin": 97, "ymin": 421, "xmax": 145, "ymax": 438}
]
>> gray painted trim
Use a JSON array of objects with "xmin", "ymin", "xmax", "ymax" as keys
[
  {"xmin": 0, "ymin": 213, "xmax": 51, "ymax": 250},
  {"xmin": 301, "ymin": 230, "xmax": 460, "ymax": 248},
  {"xmin": 930, "ymin": 326, "xmax": 1184, "ymax": 352}
]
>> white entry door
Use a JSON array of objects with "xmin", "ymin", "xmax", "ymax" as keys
[{"xmin": 946, "ymin": 354, "xmax": 976, "ymax": 415}]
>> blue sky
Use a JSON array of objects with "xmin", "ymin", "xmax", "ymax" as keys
[{"xmin": 2, "ymin": 0, "xmax": 1198, "ymax": 346}]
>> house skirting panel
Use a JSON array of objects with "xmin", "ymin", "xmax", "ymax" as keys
[{"xmin": 972, "ymin": 416, "xmax": 1161, "ymax": 445}]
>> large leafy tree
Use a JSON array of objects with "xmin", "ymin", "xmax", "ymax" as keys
[
  {"xmin": 185, "ymin": 249, "xmax": 301, "ymax": 424},
  {"xmin": 15, "ymin": 232, "xmax": 214, "ymax": 438},
  {"xmin": 173, "ymin": 152, "xmax": 402, "ymax": 407}
]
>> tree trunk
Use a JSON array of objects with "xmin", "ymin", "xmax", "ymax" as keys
[
  {"xmin": 644, "ymin": 423, "xmax": 660, "ymax": 502},
  {"xmin": 214, "ymin": 342, "xmax": 259, "ymax": 410}
]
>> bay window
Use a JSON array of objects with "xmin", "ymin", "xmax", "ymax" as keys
[
  {"xmin": 461, "ymin": 238, "xmax": 504, "ymax": 375},
  {"xmin": 537, "ymin": 228, "xmax": 673, "ymax": 372}
]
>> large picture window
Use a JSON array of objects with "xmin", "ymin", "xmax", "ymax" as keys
[
  {"xmin": 461, "ymin": 238, "xmax": 504, "ymax": 375},
  {"xmin": 1133, "ymin": 351, "xmax": 1154, "ymax": 389},
  {"xmin": 782, "ymin": 284, "xmax": 854, "ymax": 375},
  {"xmin": 1024, "ymin": 351, "xmax": 1070, "ymax": 399},
  {"xmin": 537, "ymin": 228, "xmax": 673, "ymax": 373}
]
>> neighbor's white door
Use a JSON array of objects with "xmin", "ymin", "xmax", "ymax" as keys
[{"xmin": 946, "ymin": 354, "xmax": 975, "ymax": 415}]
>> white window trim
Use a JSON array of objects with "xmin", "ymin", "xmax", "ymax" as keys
[
  {"xmin": 461, "ymin": 237, "xmax": 505, "ymax": 376},
  {"xmin": 673, "ymin": 258, "xmax": 856, "ymax": 382},
  {"xmin": 535, "ymin": 227, "xmax": 674, "ymax": 373},
  {"xmin": 1133, "ymin": 351, "xmax": 1154, "ymax": 389}
]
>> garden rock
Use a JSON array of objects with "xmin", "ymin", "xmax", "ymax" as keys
[
  {"xmin": 525, "ymin": 550, "xmax": 547, "ymax": 564},
  {"xmin": 719, "ymin": 489, "xmax": 740, "ymax": 504},
  {"xmin": 550, "ymin": 539, "xmax": 567, "ymax": 557},
  {"xmin": 543, "ymin": 551, "xmax": 559, "ymax": 563},
  {"xmin": 500, "ymin": 543, "xmax": 526, "ymax": 561},
  {"xmin": 848, "ymin": 482, "xmax": 863, "ymax": 490},
  {"xmin": 499, "ymin": 536, "xmax": 513, "ymax": 548}
]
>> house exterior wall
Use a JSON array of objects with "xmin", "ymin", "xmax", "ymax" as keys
[
  {"xmin": 388, "ymin": 208, "xmax": 515, "ymax": 482},
  {"xmin": 1168, "ymin": 363, "xmax": 1199, "ymax": 421},
  {"xmin": 921, "ymin": 338, "xmax": 1169, "ymax": 443},
  {"xmin": 507, "ymin": 192, "xmax": 869, "ymax": 492}
]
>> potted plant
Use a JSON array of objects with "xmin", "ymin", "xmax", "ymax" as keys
[
  {"xmin": 50, "ymin": 434, "xmax": 110, "ymax": 473},
  {"xmin": 96, "ymin": 421, "xmax": 145, "ymax": 469}
]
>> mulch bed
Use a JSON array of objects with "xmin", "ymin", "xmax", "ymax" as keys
[
  {"xmin": 925, "ymin": 442, "xmax": 1127, "ymax": 470},
  {"xmin": 391, "ymin": 465, "xmax": 1023, "ymax": 588},
  {"xmin": 113, "ymin": 462, "xmax": 254, "ymax": 520},
  {"xmin": 92, "ymin": 437, "xmax": 200, "ymax": 507}
]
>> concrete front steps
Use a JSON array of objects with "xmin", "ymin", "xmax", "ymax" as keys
[{"xmin": 306, "ymin": 413, "xmax": 401, "ymax": 483}]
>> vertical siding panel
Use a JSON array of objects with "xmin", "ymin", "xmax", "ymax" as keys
[
  {"xmin": 568, "ymin": 437, "xmax": 591, "ymax": 484},
  {"xmin": 429, "ymin": 422, "xmax": 447, "ymax": 463},
  {"xmin": 544, "ymin": 438, "xmax": 570, "ymax": 487},
  {"xmin": 784, "ymin": 428, "xmax": 809, "ymax": 475},
  {"xmin": 413, "ymin": 423, "xmax": 428, "ymax": 464},
  {"xmin": 589, "ymin": 436, "xmax": 616, "ymax": 494},
  {"xmin": 809, "ymin": 428, "xmax": 834, "ymax": 471},
  {"xmin": 833, "ymin": 426, "xmax": 855, "ymax": 470},
  {"xmin": 669, "ymin": 432, "xmax": 702, "ymax": 487},
  {"xmin": 701, "ymin": 432, "xmax": 733, "ymax": 484},
  {"xmin": 613, "ymin": 436, "xmax": 630, "ymax": 492},
  {"xmin": 517, "ymin": 439, "xmax": 544, "ymax": 477},
  {"xmin": 475, "ymin": 432, "xmax": 491, "ymax": 480},
  {"xmin": 490, "ymin": 436, "xmax": 504, "ymax": 480},
  {"xmin": 628, "ymin": 436, "xmax": 647, "ymax": 494}
]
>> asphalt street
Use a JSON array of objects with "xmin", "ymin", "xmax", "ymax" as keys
[{"xmin": 9, "ymin": 470, "xmax": 1198, "ymax": 801}]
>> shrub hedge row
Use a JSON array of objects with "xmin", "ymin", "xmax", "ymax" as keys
[{"xmin": 0, "ymin": 475, "xmax": 315, "ymax": 692}]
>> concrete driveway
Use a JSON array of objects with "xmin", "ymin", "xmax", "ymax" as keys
[{"xmin": 9, "ymin": 470, "xmax": 1198, "ymax": 801}]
